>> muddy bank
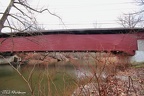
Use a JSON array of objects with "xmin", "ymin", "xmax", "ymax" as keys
[{"xmin": 14, "ymin": 52, "xmax": 130, "ymax": 66}]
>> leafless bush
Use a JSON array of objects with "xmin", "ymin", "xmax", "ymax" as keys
[{"xmin": 1, "ymin": 51, "xmax": 143, "ymax": 96}]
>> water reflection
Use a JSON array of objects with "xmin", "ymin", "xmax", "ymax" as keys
[
  {"xmin": 0, "ymin": 65, "xmax": 14, "ymax": 77},
  {"xmin": 0, "ymin": 62, "xmax": 93, "ymax": 95}
]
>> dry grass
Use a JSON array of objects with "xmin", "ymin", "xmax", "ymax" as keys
[{"xmin": 2, "ymin": 52, "xmax": 143, "ymax": 96}]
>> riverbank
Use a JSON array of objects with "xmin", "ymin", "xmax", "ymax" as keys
[
  {"xmin": 72, "ymin": 65, "xmax": 144, "ymax": 96},
  {"xmin": 0, "ymin": 60, "xmax": 144, "ymax": 96}
]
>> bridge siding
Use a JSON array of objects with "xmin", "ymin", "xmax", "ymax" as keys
[{"xmin": 0, "ymin": 34, "xmax": 137, "ymax": 55}]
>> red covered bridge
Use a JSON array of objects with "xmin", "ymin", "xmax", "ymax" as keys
[{"xmin": 0, "ymin": 28, "xmax": 144, "ymax": 55}]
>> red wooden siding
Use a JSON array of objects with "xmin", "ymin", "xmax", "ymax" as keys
[{"xmin": 0, "ymin": 34, "xmax": 137, "ymax": 55}]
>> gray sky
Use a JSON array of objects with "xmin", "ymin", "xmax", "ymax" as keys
[{"xmin": 0, "ymin": 0, "xmax": 141, "ymax": 31}]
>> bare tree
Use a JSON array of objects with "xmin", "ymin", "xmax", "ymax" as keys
[
  {"xmin": 117, "ymin": 0, "xmax": 144, "ymax": 28},
  {"xmin": 136, "ymin": 0, "xmax": 144, "ymax": 13},
  {"xmin": 0, "ymin": 0, "xmax": 62, "ymax": 33},
  {"xmin": 118, "ymin": 13, "xmax": 143, "ymax": 28}
]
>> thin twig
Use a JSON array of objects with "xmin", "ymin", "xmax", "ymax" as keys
[{"xmin": 1, "ymin": 56, "xmax": 34, "ymax": 96}]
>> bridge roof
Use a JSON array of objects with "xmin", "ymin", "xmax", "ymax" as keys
[{"xmin": 0, "ymin": 28, "xmax": 144, "ymax": 37}]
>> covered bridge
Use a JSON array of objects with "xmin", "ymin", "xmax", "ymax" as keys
[{"xmin": 0, "ymin": 28, "xmax": 144, "ymax": 56}]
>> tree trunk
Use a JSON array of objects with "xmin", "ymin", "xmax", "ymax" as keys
[{"xmin": 0, "ymin": 0, "xmax": 14, "ymax": 33}]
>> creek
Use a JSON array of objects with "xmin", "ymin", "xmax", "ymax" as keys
[{"xmin": 0, "ymin": 62, "xmax": 93, "ymax": 96}]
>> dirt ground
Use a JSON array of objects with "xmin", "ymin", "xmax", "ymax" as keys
[
  {"xmin": 116, "ymin": 66, "xmax": 144, "ymax": 96},
  {"xmin": 72, "ymin": 65, "xmax": 144, "ymax": 96}
]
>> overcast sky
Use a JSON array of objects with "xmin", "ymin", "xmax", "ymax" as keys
[{"xmin": 0, "ymin": 0, "xmax": 142, "ymax": 30}]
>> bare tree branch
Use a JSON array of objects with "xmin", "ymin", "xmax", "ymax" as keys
[
  {"xmin": 4, "ymin": 26, "xmax": 22, "ymax": 32},
  {"xmin": 14, "ymin": 1, "xmax": 63, "ymax": 22},
  {"xmin": 9, "ymin": 14, "xmax": 26, "ymax": 26},
  {"xmin": 13, "ymin": 5, "xmax": 32, "ymax": 20},
  {"xmin": 118, "ymin": 13, "xmax": 143, "ymax": 28},
  {"xmin": 0, "ymin": 0, "xmax": 14, "ymax": 32},
  {"xmin": 0, "ymin": 0, "xmax": 63, "ymax": 33}
]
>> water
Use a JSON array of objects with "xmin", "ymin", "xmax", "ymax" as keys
[{"xmin": 0, "ymin": 62, "xmax": 93, "ymax": 96}]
